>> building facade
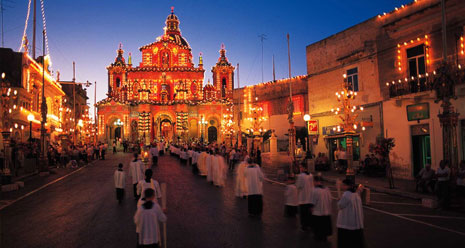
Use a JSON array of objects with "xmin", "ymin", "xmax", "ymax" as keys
[
  {"xmin": 97, "ymin": 9, "xmax": 234, "ymax": 144},
  {"xmin": 306, "ymin": 0, "xmax": 465, "ymax": 179},
  {"xmin": 0, "ymin": 47, "xmax": 66, "ymax": 146}
]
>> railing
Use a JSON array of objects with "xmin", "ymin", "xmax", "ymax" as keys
[{"xmin": 388, "ymin": 77, "xmax": 433, "ymax": 98}]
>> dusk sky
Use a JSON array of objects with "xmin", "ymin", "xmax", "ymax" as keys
[{"xmin": 3, "ymin": 0, "xmax": 412, "ymax": 118}]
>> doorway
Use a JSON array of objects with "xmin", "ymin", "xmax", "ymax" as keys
[
  {"xmin": 208, "ymin": 126, "xmax": 217, "ymax": 143},
  {"xmin": 114, "ymin": 127, "xmax": 121, "ymax": 140},
  {"xmin": 411, "ymin": 124, "xmax": 431, "ymax": 176}
]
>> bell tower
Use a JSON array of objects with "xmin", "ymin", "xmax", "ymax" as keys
[
  {"xmin": 211, "ymin": 44, "xmax": 235, "ymax": 100},
  {"xmin": 107, "ymin": 43, "xmax": 126, "ymax": 99}
]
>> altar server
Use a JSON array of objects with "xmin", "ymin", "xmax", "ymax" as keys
[
  {"xmin": 134, "ymin": 188, "xmax": 167, "ymax": 247},
  {"xmin": 129, "ymin": 153, "xmax": 145, "ymax": 200},
  {"xmin": 296, "ymin": 165, "xmax": 314, "ymax": 231},
  {"xmin": 337, "ymin": 179, "xmax": 365, "ymax": 248},
  {"xmin": 311, "ymin": 176, "xmax": 333, "ymax": 241},
  {"xmin": 244, "ymin": 158, "xmax": 264, "ymax": 217}
]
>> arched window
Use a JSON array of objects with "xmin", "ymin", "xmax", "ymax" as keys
[
  {"xmin": 161, "ymin": 51, "xmax": 170, "ymax": 67},
  {"xmin": 222, "ymin": 78, "xmax": 227, "ymax": 98},
  {"xmin": 116, "ymin": 77, "xmax": 121, "ymax": 88}
]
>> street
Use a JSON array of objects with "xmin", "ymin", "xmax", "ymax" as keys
[{"xmin": 1, "ymin": 153, "xmax": 464, "ymax": 248}]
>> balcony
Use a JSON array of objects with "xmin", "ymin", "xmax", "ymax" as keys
[{"xmin": 387, "ymin": 76, "xmax": 433, "ymax": 98}]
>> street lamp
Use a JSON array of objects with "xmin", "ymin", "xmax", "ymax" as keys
[
  {"xmin": 27, "ymin": 113, "xmax": 35, "ymax": 141},
  {"xmin": 303, "ymin": 114, "xmax": 312, "ymax": 159},
  {"xmin": 198, "ymin": 116, "xmax": 208, "ymax": 143},
  {"xmin": 114, "ymin": 118, "xmax": 124, "ymax": 141}
]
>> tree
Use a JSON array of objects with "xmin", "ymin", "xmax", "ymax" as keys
[{"xmin": 369, "ymin": 137, "xmax": 396, "ymax": 188}]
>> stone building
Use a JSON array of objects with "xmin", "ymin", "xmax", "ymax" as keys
[
  {"xmin": 96, "ymin": 9, "xmax": 235, "ymax": 144},
  {"xmin": 0, "ymin": 47, "xmax": 66, "ymax": 145},
  {"xmin": 306, "ymin": 0, "xmax": 465, "ymax": 179},
  {"xmin": 232, "ymin": 76, "xmax": 308, "ymax": 151}
]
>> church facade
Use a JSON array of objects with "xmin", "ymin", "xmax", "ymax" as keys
[{"xmin": 97, "ymin": 9, "xmax": 234, "ymax": 144}]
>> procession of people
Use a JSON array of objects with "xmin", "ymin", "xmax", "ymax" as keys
[{"xmin": 111, "ymin": 138, "xmax": 365, "ymax": 247}]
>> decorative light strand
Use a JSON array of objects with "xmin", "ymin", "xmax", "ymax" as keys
[
  {"xmin": 385, "ymin": 63, "xmax": 463, "ymax": 87},
  {"xmin": 40, "ymin": 0, "xmax": 50, "ymax": 56},
  {"xmin": 18, "ymin": 0, "xmax": 32, "ymax": 52},
  {"xmin": 377, "ymin": 0, "xmax": 419, "ymax": 19},
  {"xmin": 460, "ymin": 35, "xmax": 464, "ymax": 56},
  {"xmin": 396, "ymin": 35, "xmax": 430, "ymax": 72}
]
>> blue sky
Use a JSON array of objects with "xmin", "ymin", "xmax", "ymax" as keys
[{"xmin": 2, "ymin": 0, "xmax": 412, "ymax": 117}]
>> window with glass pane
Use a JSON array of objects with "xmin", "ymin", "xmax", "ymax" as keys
[
  {"xmin": 407, "ymin": 44, "xmax": 426, "ymax": 93},
  {"xmin": 346, "ymin": 67, "xmax": 359, "ymax": 92}
]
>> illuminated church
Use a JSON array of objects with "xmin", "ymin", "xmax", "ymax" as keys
[{"xmin": 97, "ymin": 8, "xmax": 235, "ymax": 144}]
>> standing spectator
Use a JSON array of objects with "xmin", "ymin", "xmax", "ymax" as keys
[
  {"xmin": 311, "ymin": 176, "xmax": 333, "ymax": 241},
  {"xmin": 113, "ymin": 140, "xmax": 117, "ymax": 154},
  {"xmin": 134, "ymin": 188, "xmax": 167, "ymax": 248},
  {"xmin": 114, "ymin": 163, "xmax": 126, "ymax": 204},
  {"xmin": 244, "ymin": 158, "xmax": 264, "ymax": 218},
  {"xmin": 337, "ymin": 179, "xmax": 364, "ymax": 248},
  {"xmin": 457, "ymin": 160, "xmax": 465, "ymax": 197},
  {"xmin": 436, "ymin": 160, "xmax": 451, "ymax": 209},
  {"xmin": 256, "ymin": 148, "xmax": 262, "ymax": 167},
  {"xmin": 229, "ymin": 149, "xmax": 236, "ymax": 171},
  {"xmin": 415, "ymin": 164, "xmax": 435, "ymax": 193}
]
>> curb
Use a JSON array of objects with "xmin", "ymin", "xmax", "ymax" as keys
[{"xmin": 322, "ymin": 176, "xmax": 434, "ymax": 201}]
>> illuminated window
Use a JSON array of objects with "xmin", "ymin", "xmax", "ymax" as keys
[
  {"xmin": 407, "ymin": 44, "xmax": 426, "ymax": 92},
  {"xmin": 222, "ymin": 78, "xmax": 227, "ymax": 97},
  {"xmin": 346, "ymin": 68, "xmax": 359, "ymax": 92}
]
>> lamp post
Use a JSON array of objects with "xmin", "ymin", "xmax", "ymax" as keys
[
  {"xmin": 303, "ymin": 114, "xmax": 312, "ymax": 159},
  {"xmin": 27, "ymin": 113, "xmax": 35, "ymax": 142},
  {"xmin": 199, "ymin": 116, "xmax": 207, "ymax": 143},
  {"xmin": 330, "ymin": 74, "xmax": 366, "ymax": 183}
]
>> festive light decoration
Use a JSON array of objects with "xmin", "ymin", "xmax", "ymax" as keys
[
  {"xmin": 377, "ymin": 0, "xmax": 421, "ymax": 19},
  {"xmin": 330, "ymin": 74, "xmax": 366, "ymax": 133},
  {"xmin": 221, "ymin": 105, "xmax": 235, "ymax": 137},
  {"xmin": 396, "ymin": 35, "xmax": 430, "ymax": 72},
  {"xmin": 460, "ymin": 35, "xmax": 464, "ymax": 56}
]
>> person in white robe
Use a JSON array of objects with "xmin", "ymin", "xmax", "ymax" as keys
[
  {"xmin": 337, "ymin": 179, "xmax": 364, "ymax": 248},
  {"xmin": 235, "ymin": 156, "xmax": 249, "ymax": 198},
  {"xmin": 137, "ymin": 169, "xmax": 162, "ymax": 207},
  {"xmin": 191, "ymin": 149, "xmax": 200, "ymax": 174},
  {"xmin": 213, "ymin": 153, "xmax": 227, "ymax": 187},
  {"xmin": 284, "ymin": 183, "xmax": 298, "ymax": 217},
  {"xmin": 149, "ymin": 144, "xmax": 159, "ymax": 167},
  {"xmin": 311, "ymin": 176, "xmax": 332, "ymax": 241},
  {"xmin": 296, "ymin": 166, "xmax": 314, "ymax": 231},
  {"xmin": 198, "ymin": 150, "xmax": 208, "ymax": 176},
  {"xmin": 244, "ymin": 158, "xmax": 264, "ymax": 217},
  {"xmin": 134, "ymin": 188, "xmax": 167, "ymax": 247},
  {"xmin": 206, "ymin": 151, "xmax": 214, "ymax": 183},
  {"xmin": 129, "ymin": 153, "xmax": 145, "ymax": 200},
  {"xmin": 114, "ymin": 163, "xmax": 126, "ymax": 203}
]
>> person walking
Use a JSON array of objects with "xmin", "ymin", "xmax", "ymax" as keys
[
  {"xmin": 436, "ymin": 160, "xmax": 451, "ymax": 209},
  {"xmin": 311, "ymin": 176, "xmax": 332, "ymax": 241},
  {"xmin": 150, "ymin": 144, "xmax": 159, "ymax": 167},
  {"xmin": 244, "ymin": 158, "xmax": 264, "ymax": 218},
  {"xmin": 337, "ymin": 179, "xmax": 364, "ymax": 248},
  {"xmin": 284, "ymin": 182, "xmax": 298, "ymax": 217},
  {"xmin": 134, "ymin": 188, "xmax": 167, "ymax": 248},
  {"xmin": 137, "ymin": 169, "xmax": 162, "ymax": 207},
  {"xmin": 130, "ymin": 153, "xmax": 145, "ymax": 200},
  {"xmin": 114, "ymin": 163, "xmax": 126, "ymax": 204},
  {"xmin": 296, "ymin": 165, "xmax": 314, "ymax": 231}
]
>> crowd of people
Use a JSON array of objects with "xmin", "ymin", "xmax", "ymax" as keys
[
  {"xmin": 123, "ymin": 139, "xmax": 367, "ymax": 247},
  {"xmin": 284, "ymin": 165, "xmax": 365, "ymax": 245},
  {"xmin": 415, "ymin": 160, "xmax": 465, "ymax": 209}
]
